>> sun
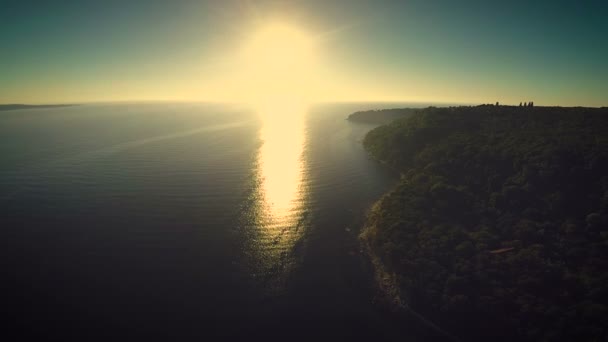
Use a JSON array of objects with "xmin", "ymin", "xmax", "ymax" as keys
[{"xmin": 238, "ymin": 23, "xmax": 319, "ymax": 107}]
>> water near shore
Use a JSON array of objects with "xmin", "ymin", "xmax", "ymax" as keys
[{"xmin": 2, "ymin": 102, "xmax": 413, "ymax": 339}]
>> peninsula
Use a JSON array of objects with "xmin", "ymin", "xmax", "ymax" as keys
[
  {"xmin": 347, "ymin": 108, "xmax": 417, "ymax": 124},
  {"xmin": 359, "ymin": 105, "xmax": 608, "ymax": 341}
]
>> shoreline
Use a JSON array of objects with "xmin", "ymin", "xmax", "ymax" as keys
[
  {"xmin": 359, "ymin": 196, "xmax": 403, "ymax": 309},
  {"xmin": 359, "ymin": 193, "xmax": 460, "ymax": 341}
]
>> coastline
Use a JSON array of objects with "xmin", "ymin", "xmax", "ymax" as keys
[
  {"xmin": 359, "ymin": 192, "xmax": 460, "ymax": 341},
  {"xmin": 359, "ymin": 196, "xmax": 403, "ymax": 309},
  {"xmin": 355, "ymin": 105, "xmax": 608, "ymax": 341}
]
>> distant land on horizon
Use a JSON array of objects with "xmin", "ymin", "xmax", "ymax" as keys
[
  {"xmin": 347, "ymin": 108, "xmax": 418, "ymax": 124},
  {"xmin": 0, "ymin": 104, "xmax": 78, "ymax": 111},
  {"xmin": 348, "ymin": 104, "xmax": 608, "ymax": 124}
]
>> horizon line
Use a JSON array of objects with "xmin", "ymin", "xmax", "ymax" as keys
[{"xmin": 1, "ymin": 100, "xmax": 606, "ymax": 108}]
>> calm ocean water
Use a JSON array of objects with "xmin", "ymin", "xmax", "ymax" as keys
[{"xmin": 2, "ymin": 102, "xmax": 419, "ymax": 340}]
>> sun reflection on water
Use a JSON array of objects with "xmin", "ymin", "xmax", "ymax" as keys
[
  {"xmin": 246, "ymin": 99, "xmax": 309, "ymax": 290},
  {"xmin": 258, "ymin": 101, "xmax": 306, "ymax": 222}
]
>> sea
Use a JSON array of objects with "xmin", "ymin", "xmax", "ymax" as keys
[{"xmin": 1, "ymin": 102, "xmax": 433, "ymax": 340}]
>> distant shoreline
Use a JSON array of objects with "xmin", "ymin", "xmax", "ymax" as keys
[{"xmin": 0, "ymin": 104, "xmax": 78, "ymax": 111}]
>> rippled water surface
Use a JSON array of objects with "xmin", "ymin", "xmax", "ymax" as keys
[{"xmin": 2, "ymin": 103, "xmax": 407, "ymax": 339}]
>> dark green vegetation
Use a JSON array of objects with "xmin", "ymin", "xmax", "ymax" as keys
[
  {"xmin": 361, "ymin": 105, "xmax": 608, "ymax": 341},
  {"xmin": 348, "ymin": 108, "xmax": 417, "ymax": 124},
  {"xmin": 0, "ymin": 104, "xmax": 77, "ymax": 111}
]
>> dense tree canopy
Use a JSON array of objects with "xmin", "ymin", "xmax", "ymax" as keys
[{"xmin": 362, "ymin": 105, "xmax": 608, "ymax": 341}]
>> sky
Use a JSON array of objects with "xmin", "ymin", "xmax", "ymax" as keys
[{"xmin": 1, "ymin": 0, "xmax": 607, "ymax": 106}]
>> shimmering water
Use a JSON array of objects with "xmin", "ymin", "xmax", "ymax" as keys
[{"xmin": 2, "ymin": 102, "xmax": 410, "ymax": 340}]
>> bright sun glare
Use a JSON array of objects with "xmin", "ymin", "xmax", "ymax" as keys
[
  {"xmin": 239, "ymin": 23, "xmax": 318, "ymax": 107},
  {"xmin": 240, "ymin": 23, "xmax": 311, "ymax": 229}
]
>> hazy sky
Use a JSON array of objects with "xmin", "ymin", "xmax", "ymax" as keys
[{"xmin": 1, "ymin": 0, "xmax": 607, "ymax": 106}]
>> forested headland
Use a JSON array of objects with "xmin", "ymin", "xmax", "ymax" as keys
[
  {"xmin": 360, "ymin": 105, "xmax": 608, "ymax": 341},
  {"xmin": 347, "ymin": 108, "xmax": 417, "ymax": 124}
]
